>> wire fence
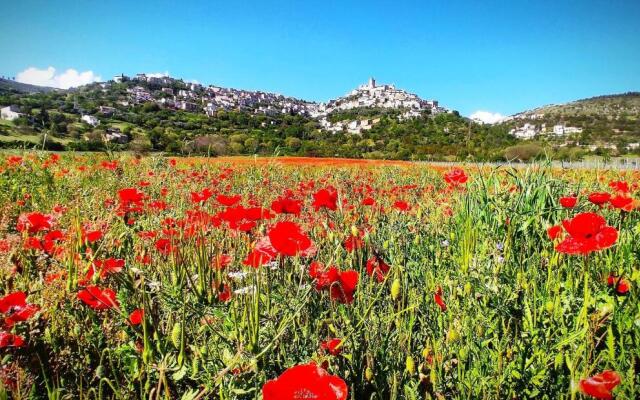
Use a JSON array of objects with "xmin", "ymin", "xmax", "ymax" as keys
[{"xmin": 418, "ymin": 158, "xmax": 640, "ymax": 170}]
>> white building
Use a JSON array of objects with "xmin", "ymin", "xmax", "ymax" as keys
[
  {"xmin": 564, "ymin": 126, "xmax": 583, "ymax": 134},
  {"xmin": 204, "ymin": 103, "xmax": 218, "ymax": 117},
  {"xmin": 510, "ymin": 123, "xmax": 538, "ymax": 139},
  {"xmin": 81, "ymin": 115, "xmax": 99, "ymax": 127},
  {"xmin": 553, "ymin": 124, "xmax": 565, "ymax": 135},
  {"xmin": 99, "ymin": 106, "xmax": 116, "ymax": 116},
  {"xmin": 553, "ymin": 124, "xmax": 583, "ymax": 136},
  {"xmin": 104, "ymin": 129, "xmax": 128, "ymax": 144},
  {"xmin": 0, "ymin": 105, "xmax": 23, "ymax": 121}
]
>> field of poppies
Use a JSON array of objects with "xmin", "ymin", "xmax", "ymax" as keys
[{"xmin": 0, "ymin": 153, "xmax": 638, "ymax": 399}]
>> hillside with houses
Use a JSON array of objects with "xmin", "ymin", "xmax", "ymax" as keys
[
  {"xmin": 0, "ymin": 73, "xmax": 638, "ymax": 161},
  {"xmin": 497, "ymin": 92, "xmax": 640, "ymax": 155}
]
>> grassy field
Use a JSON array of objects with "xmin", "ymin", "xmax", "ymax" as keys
[{"xmin": 0, "ymin": 153, "xmax": 637, "ymax": 399}]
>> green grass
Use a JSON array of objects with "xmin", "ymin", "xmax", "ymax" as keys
[{"xmin": 0, "ymin": 154, "xmax": 637, "ymax": 399}]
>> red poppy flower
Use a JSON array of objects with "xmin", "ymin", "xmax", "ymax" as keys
[
  {"xmin": 0, "ymin": 292, "xmax": 40, "ymax": 328},
  {"xmin": 555, "ymin": 213, "xmax": 618, "ymax": 255},
  {"xmin": 262, "ymin": 363, "xmax": 348, "ymax": 400},
  {"xmin": 268, "ymin": 222, "xmax": 313, "ymax": 257},
  {"xmin": 0, "ymin": 331, "xmax": 25, "ymax": 348},
  {"xmin": 211, "ymin": 254, "xmax": 232, "ymax": 270},
  {"xmin": 343, "ymin": 233, "xmax": 364, "ymax": 252},
  {"xmin": 16, "ymin": 212, "xmax": 53, "ymax": 233},
  {"xmin": 607, "ymin": 275, "xmax": 630, "ymax": 295},
  {"xmin": 329, "ymin": 270, "xmax": 359, "ymax": 304},
  {"xmin": 434, "ymin": 286, "xmax": 447, "ymax": 312},
  {"xmin": 129, "ymin": 309, "xmax": 144, "ymax": 325},
  {"xmin": 608, "ymin": 180, "xmax": 629, "ymax": 194},
  {"xmin": 243, "ymin": 236, "xmax": 279, "ymax": 268},
  {"xmin": 547, "ymin": 225, "xmax": 563, "ymax": 241},
  {"xmin": 117, "ymin": 188, "xmax": 145, "ymax": 204},
  {"xmin": 271, "ymin": 196, "xmax": 303, "ymax": 215},
  {"xmin": 309, "ymin": 262, "xmax": 339, "ymax": 290},
  {"xmin": 83, "ymin": 230, "xmax": 103, "ymax": 243},
  {"xmin": 312, "ymin": 187, "xmax": 338, "ymax": 211},
  {"xmin": 559, "ymin": 196, "xmax": 577, "ymax": 208},
  {"xmin": 609, "ymin": 195, "xmax": 633, "ymax": 211},
  {"xmin": 190, "ymin": 188, "xmax": 214, "ymax": 203},
  {"xmin": 216, "ymin": 194, "xmax": 242, "ymax": 207},
  {"xmin": 154, "ymin": 238, "xmax": 174, "ymax": 255},
  {"xmin": 362, "ymin": 197, "xmax": 376, "ymax": 206},
  {"xmin": 24, "ymin": 236, "xmax": 43, "ymax": 251},
  {"xmin": 579, "ymin": 370, "xmax": 621, "ymax": 399},
  {"xmin": 218, "ymin": 283, "xmax": 232, "ymax": 302},
  {"xmin": 588, "ymin": 192, "xmax": 611, "ymax": 206},
  {"xmin": 366, "ymin": 255, "xmax": 390, "ymax": 282},
  {"xmin": 320, "ymin": 338, "xmax": 343, "ymax": 356},
  {"xmin": 77, "ymin": 286, "xmax": 119, "ymax": 310},
  {"xmin": 5, "ymin": 155, "xmax": 23, "ymax": 166},
  {"xmin": 117, "ymin": 188, "xmax": 146, "ymax": 214},
  {"xmin": 101, "ymin": 160, "xmax": 118, "ymax": 170},
  {"xmin": 444, "ymin": 168, "xmax": 468, "ymax": 186},
  {"xmin": 217, "ymin": 205, "xmax": 272, "ymax": 232},
  {"xmin": 93, "ymin": 258, "xmax": 125, "ymax": 279},
  {"xmin": 243, "ymin": 248, "xmax": 273, "ymax": 267},
  {"xmin": 393, "ymin": 200, "xmax": 411, "ymax": 212}
]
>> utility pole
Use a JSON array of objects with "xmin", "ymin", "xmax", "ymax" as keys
[{"xmin": 42, "ymin": 129, "xmax": 48, "ymax": 151}]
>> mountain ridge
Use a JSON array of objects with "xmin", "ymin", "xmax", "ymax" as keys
[{"xmin": 0, "ymin": 78, "xmax": 58, "ymax": 94}]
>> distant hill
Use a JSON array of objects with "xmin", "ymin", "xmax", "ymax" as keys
[
  {"xmin": 0, "ymin": 78, "xmax": 58, "ymax": 94},
  {"xmin": 500, "ymin": 93, "xmax": 640, "ymax": 150},
  {"xmin": 0, "ymin": 71, "xmax": 637, "ymax": 160},
  {"xmin": 510, "ymin": 92, "xmax": 640, "ymax": 119}
]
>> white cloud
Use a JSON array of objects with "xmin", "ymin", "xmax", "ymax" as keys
[
  {"xmin": 145, "ymin": 71, "xmax": 170, "ymax": 78},
  {"xmin": 16, "ymin": 66, "xmax": 102, "ymax": 89},
  {"xmin": 469, "ymin": 110, "xmax": 506, "ymax": 124}
]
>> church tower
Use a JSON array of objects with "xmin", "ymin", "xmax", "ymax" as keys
[{"xmin": 368, "ymin": 77, "xmax": 376, "ymax": 88}]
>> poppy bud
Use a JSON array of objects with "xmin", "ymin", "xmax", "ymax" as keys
[
  {"xmin": 459, "ymin": 347, "xmax": 468, "ymax": 360},
  {"xmin": 449, "ymin": 232, "xmax": 455, "ymax": 241},
  {"xmin": 171, "ymin": 322, "xmax": 183, "ymax": 349},
  {"xmin": 464, "ymin": 282, "xmax": 472, "ymax": 295},
  {"xmin": 545, "ymin": 301, "xmax": 554, "ymax": 314},
  {"xmin": 554, "ymin": 353, "xmax": 564, "ymax": 368},
  {"xmin": 447, "ymin": 327, "xmax": 460, "ymax": 343},
  {"xmin": 383, "ymin": 240, "xmax": 389, "ymax": 250},
  {"xmin": 391, "ymin": 279, "xmax": 401, "ymax": 300},
  {"xmin": 191, "ymin": 356, "xmax": 200, "ymax": 377},
  {"xmin": 405, "ymin": 356, "xmax": 415, "ymax": 374},
  {"xmin": 421, "ymin": 345, "xmax": 431, "ymax": 359},
  {"xmin": 365, "ymin": 367, "xmax": 374, "ymax": 381},
  {"xmin": 351, "ymin": 225, "xmax": 359, "ymax": 237}
]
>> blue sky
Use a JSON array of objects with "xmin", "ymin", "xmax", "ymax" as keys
[{"xmin": 1, "ymin": 0, "xmax": 639, "ymax": 118}]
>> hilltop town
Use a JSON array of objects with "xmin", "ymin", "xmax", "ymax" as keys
[
  {"xmin": 0, "ymin": 73, "xmax": 638, "ymax": 161},
  {"xmin": 313, "ymin": 78, "xmax": 447, "ymax": 134},
  {"xmin": 1, "ymin": 73, "xmax": 451, "ymax": 138},
  {"xmin": 112, "ymin": 73, "xmax": 316, "ymax": 118}
]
